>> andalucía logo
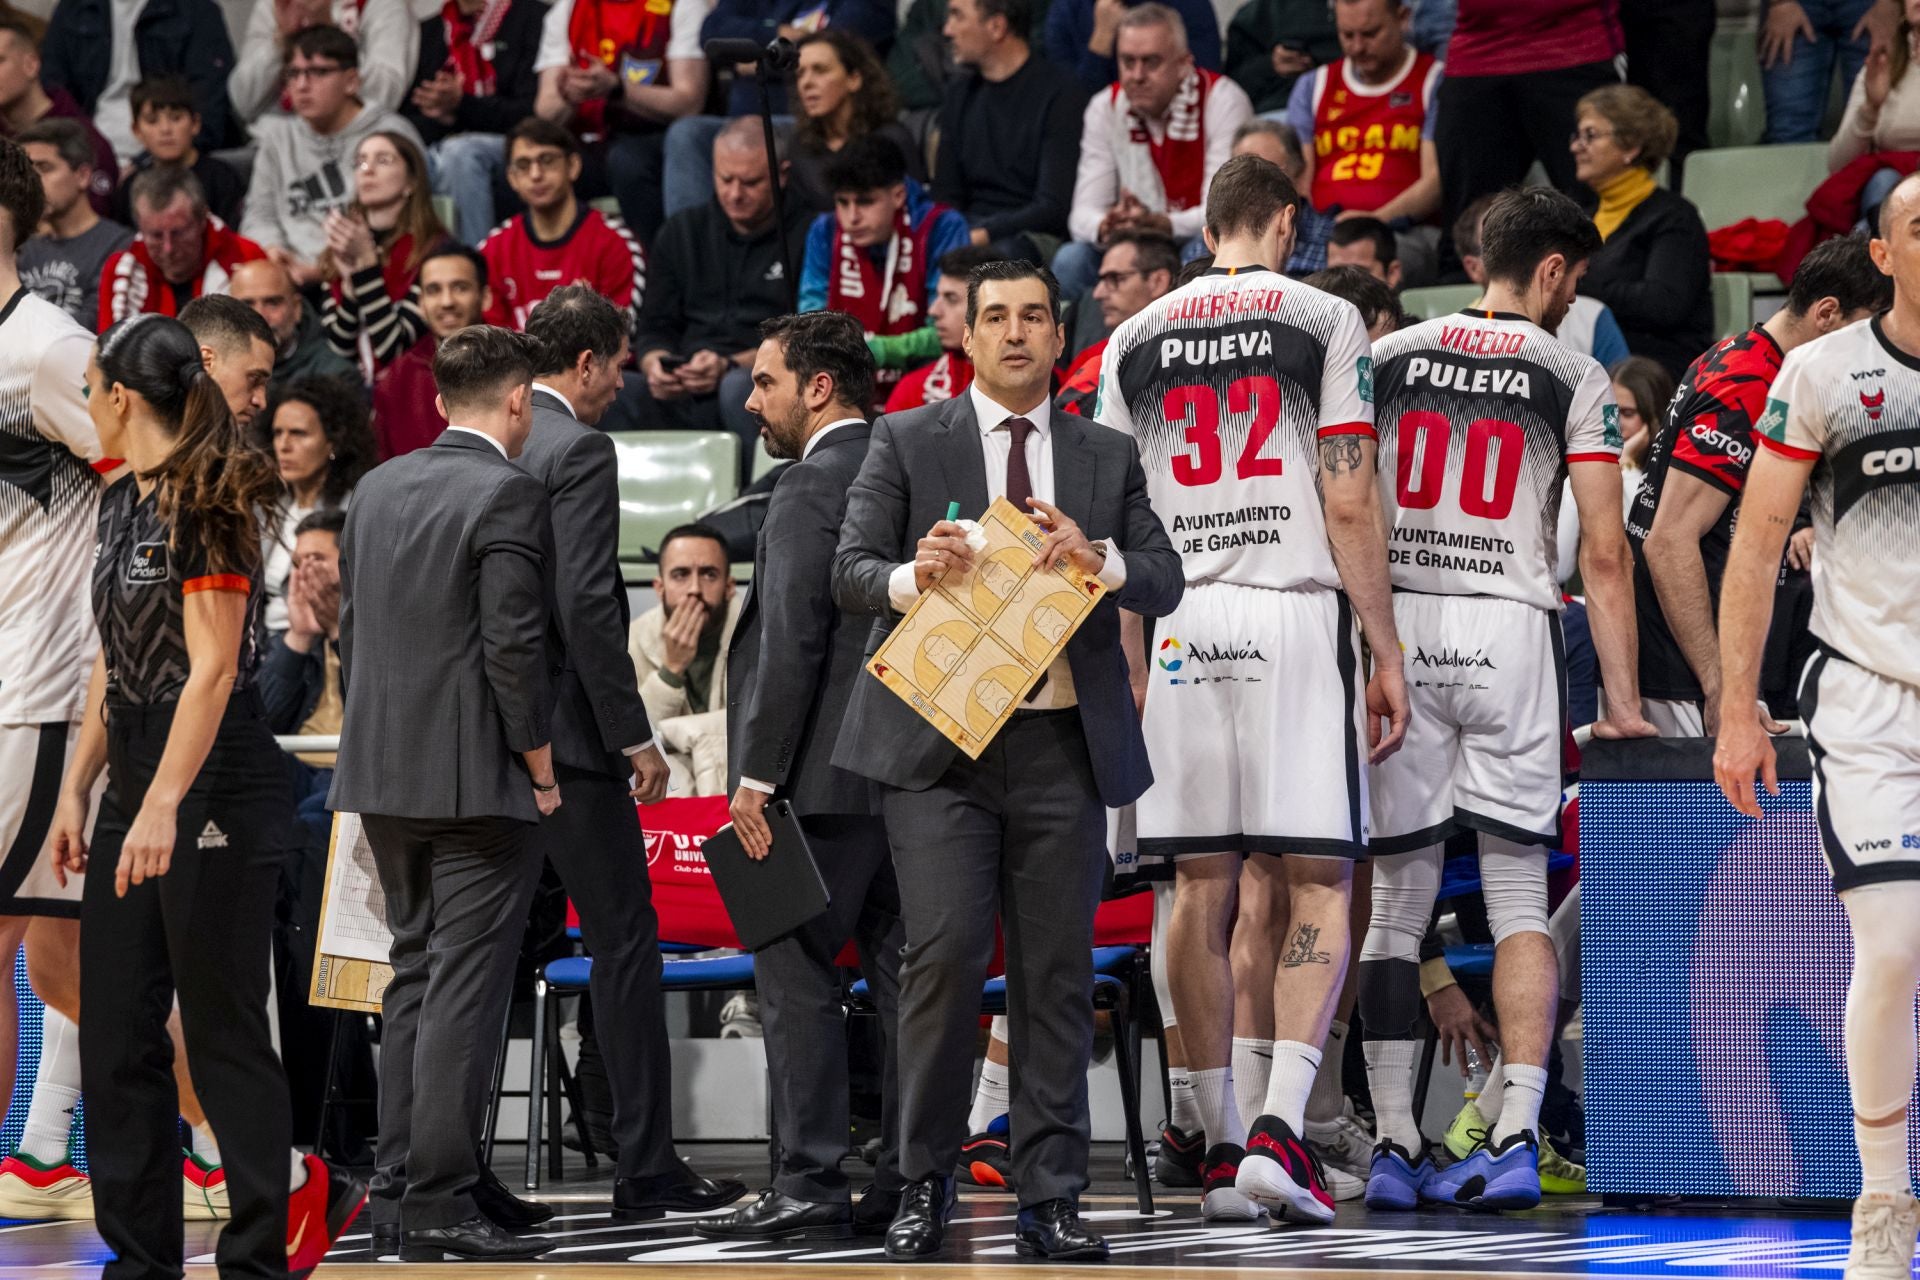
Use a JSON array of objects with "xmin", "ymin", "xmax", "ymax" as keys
[
  {"xmin": 1413, "ymin": 645, "xmax": 1497, "ymax": 670},
  {"xmin": 1158, "ymin": 636, "xmax": 1184, "ymax": 672}
]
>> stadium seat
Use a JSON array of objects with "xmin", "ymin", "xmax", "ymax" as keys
[
  {"xmin": 1400, "ymin": 283, "xmax": 1482, "ymax": 321},
  {"xmin": 1683, "ymin": 143, "xmax": 1829, "ymax": 234},
  {"xmin": 1708, "ymin": 29, "xmax": 1767, "ymax": 149},
  {"xmin": 1712, "ymin": 272, "xmax": 1755, "ymax": 340},
  {"xmin": 431, "ymin": 194, "xmax": 455, "ymax": 232},
  {"xmin": 525, "ymin": 952, "xmax": 759, "ymax": 1187},
  {"xmin": 590, "ymin": 195, "xmax": 622, "ymax": 219},
  {"xmin": 751, "ymin": 438, "xmax": 783, "ymax": 482},
  {"xmin": 606, "ymin": 431, "xmax": 740, "ymax": 582}
]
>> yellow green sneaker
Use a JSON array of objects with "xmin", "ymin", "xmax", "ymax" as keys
[
  {"xmin": 1538, "ymin": 1140, "xmax": 1587, "ymax": 1195},
  {"xmin": 1443, "ymin": 1100, "xmax": 1489, "ymax": 1161}
]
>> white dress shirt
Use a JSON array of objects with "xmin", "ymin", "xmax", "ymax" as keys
[
  {"xmin": 738, "ymin": 416, "xmax": 869, "ymax": 796},
  {"xmin": 885, "ymin": 385, "xmax": 1128, "ymax": 710},
  {"xmin": 445, "ymin": 424, "xmax": 508, "ymax": 457},
  {"xmin": 532, "ymin": 381, "xmax": 579, "ymax": 420}
]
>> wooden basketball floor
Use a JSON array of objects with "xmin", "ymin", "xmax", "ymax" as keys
[{"xmin": 0, "ymin": 1142, "xmax": 1865, "ymax": 1279}]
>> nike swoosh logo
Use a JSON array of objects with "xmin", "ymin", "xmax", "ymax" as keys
[
  {"xmin": 1253, "ymin": 1050, "xmax": 1272, "ymax": 1059},
  {"xmin": 286, "ymin": 1215, "xmax": 310, "ymax": 1259}
]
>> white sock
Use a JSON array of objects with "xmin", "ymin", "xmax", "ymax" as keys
[
  {"xmin": 1478, "ymin": 1057, "xmax": 1507, "ymax": 1125},
  {"xmin": 1491, "ymin": 1063, "xmax": 1549, "ymax": 1144},
  {"xmin": 1305, "ymin": 1019, "xmax": 1349, "ymax": 1125},
  {"xmin": 1190, "ymin": 1067, "xmax": 1243, "ymax": 1151},
  {"xmin": 1363, "ymin": 1040, "xmax": 1421, "ymax": 1152},
  {"xmin": 1230, "ymin": 1037, "xmax": 1272, "ymax": 1132},
  {"xmin": 968, "ymin": 1056, "xmax": 1011, "ymax": 1133},
  {"xmin": 289, "ymin": 1149, "xmax": 309, "ymax": 1192},
  {"xmin": 191, "ymin": 1124, "xmax": 220, "ymax": 1166},
  {"xmin": 1859, "ymin": 1115, "xmax": 1912, "ymax": 1197},
  {"xmin": 1261, "ymin": 1041, "xmax": 1322, "ymax": 1134},
  {"xmin": 16, "ymin": 1009, "xmax": 80, "ymax": 1166},
  {"xmin": 1168, "ymin": 1068, "xmax": 1203, "ymax": 1135}
]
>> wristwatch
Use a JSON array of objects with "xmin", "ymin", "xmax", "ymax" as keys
[{"xmin": 532, "ymin": 780, "xmax": 558, "ymax": 793}]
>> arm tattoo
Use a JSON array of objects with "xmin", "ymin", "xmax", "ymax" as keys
[
  {"xmin": 1319, "ymin": 435, "xmax": 1365, "ymax": 477},
  {"xmin": 1281, "ymin": 923, "xmax": 1332, "ymax": 967}
]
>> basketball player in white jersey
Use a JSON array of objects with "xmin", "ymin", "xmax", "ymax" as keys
[
  {"xmin": 1098, "ymin": 154, "xmax": 1409, "ymax": 1225},
  {"xmin": 1717, "ymin": 172, "xmax": 1920, "ymax": 1280},
  {"xmin": 0, "ymin": 135, "xmax": 106, "ymax": 1220},
  {"xmin": 1359, "ymin": 186, "xmax": 1656, "ymax": 1213}
]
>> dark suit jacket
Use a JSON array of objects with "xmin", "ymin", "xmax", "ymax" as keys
[
  {"xmin": 726, "ymin": 422, "xmax": 877, "ymax": 818},
  {"xmin": 329, "ymin": 429, "xmax": 556, "ymax": 823},
  {"xmin": 516, "ymin": 388, "xmax": 653, "ymax": 778},
  {"xmin": 1579, "ymin": 184, "xmax": 1714, "ymax": 381},
  {"xmin": 830, "ymin": 396, "xmax": 1182, "ymax": 806}
]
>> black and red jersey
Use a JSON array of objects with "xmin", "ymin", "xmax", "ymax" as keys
[{"xmin": 1627, "ymin": 325, "xmax": 1783, "ymax": 701}]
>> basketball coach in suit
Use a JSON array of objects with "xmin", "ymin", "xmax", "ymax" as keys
[
  {"xmin": 697, "ymin": 312, "xmax": 906, "ymax": 1243},
  {"xmin": 832, "ymin": 260, "xmax": 1184, "ymax": 1262},
  {"xmin": 330, "ymin": 326, "xmax": 556, "ymax": 1264},
  {"xmin": 518, "ymin": 287, "xmax": 749, "ymax": 1221}
]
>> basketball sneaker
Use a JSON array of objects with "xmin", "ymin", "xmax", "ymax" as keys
[
  {"xmin": 1305, "ymin": 1107, "xmax": 1375, "ymax": 1183},
  {"xmin": 1844, "ymin": 1191, "xmax": 1920, "ymax": 1280},
  {"xmin": 956, "ymin": 1122, "xmax": 1013, "ymax": 1189},
  {"xmin": 1364, "ymin": 1141, "xmax": 1432, "ymax": 1211},
  {"xmin": 1236, "ymin": 1116, "xmax": 1336, "ymax": 1224},
  {"xmin": 1538, "ymin": 1140, "xmax": 1587, "ymax": 1195},
  {"xmin": 183, "ymin": 1152, "xmax": 228, "ymax": 1220},
  {"xmin": 1444, "ymin": 1099, "xmax": 1489, "ymax": 1160},
  {"xmin": 0, "ymin": 1153, "xmax": 92, "ymax": 1219},
  {"xmin": 1199, "ymin": 1143, "xmax": 1263, "ymax": 1222},
  {"xmin": 288, "ymin": 1154, "xmax": 369, "ymax": 1278},
  {"xmin": 1422, "ymin": 1130, "xmax": 1541, "ymax": 1211},
  {"xmin": 1154, "ymin": 1121, "xmax": 1204, "ymax": 1188}
]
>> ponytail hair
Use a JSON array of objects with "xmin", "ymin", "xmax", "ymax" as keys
[{"xmin": 95, "ymin": 314, "xmax": 283, "ymax": 577}]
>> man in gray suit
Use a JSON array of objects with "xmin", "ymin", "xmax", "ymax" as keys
[
  {"xmin": 832, "ymin": 260, "xmax": 1185, "ymax": 1262},
  {"xmin": 516, "ymin": 286, "xmax": 749, "ymax": 1221},
  {"xmin": 696, "ymin": 312, "xmax": 906, "ymax": 1243},
  {"xmin": 330, "ymin": 325, "xmax": 555, "ymax": 1264}
]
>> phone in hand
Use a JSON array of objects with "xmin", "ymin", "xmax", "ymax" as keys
[{"xmin": 658, "ymin": 354, "xmax": 690, "ymax": 373}]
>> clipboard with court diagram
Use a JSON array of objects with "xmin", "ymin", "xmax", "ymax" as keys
[{"xmin": 867, "ymin": 496, "xmax": 1109, "ymax": 758}]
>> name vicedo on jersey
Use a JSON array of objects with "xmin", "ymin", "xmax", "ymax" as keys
[
  {"xmin": 1096, "ymin": 267, "xmax": 1374, "ymax": 592},
  {"xmin": 1372, "ymin": 310, "xmax": 1620, "ymax": 611},
  {"xmin": 1757, "ymin": 315, "xmax": 1920, "ymax": 689}
]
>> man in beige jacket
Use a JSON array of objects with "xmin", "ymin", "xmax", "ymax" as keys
[{"xmin": 628, "ymin": 523, "xmax": 744, "ymax": 796}]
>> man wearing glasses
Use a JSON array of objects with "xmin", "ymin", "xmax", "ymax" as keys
[
  {"xmin": 480, "ymin": 117, "xmax": 647, "ymax": 335},
  {"xmin": 240, "ymin": 24, "xmax": 424, "ymax": 287},
  {"xmin": 98, "ymin": 166, "xmax": 268, "ymax": 328},
  {"xmin": 1054, "ymin": 229, "xmax": 1178, "ymax": 417}
]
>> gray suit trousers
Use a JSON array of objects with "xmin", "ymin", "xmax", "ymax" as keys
[
  {"xmin": 363, "ymin": 814, "xmax": 543, "ymax": 1231},
  {"xmin": 880, "ymin": 710, "xmax": 1108, "ymax": 1208},
  {"xmin": 756, "ymin": 813, "xmax": 904, "ymax": 1203}
]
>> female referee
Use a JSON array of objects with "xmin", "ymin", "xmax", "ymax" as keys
[{"xmin": 47, "ymin": 314, "xmax": 364, "ymax": 1279}]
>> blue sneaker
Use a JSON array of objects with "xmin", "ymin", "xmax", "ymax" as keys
[
  {"xmin": 1422, "ymin": 1130, "xmax": 1541, "ymax": 1211},
  {"xmin": 1364, "ymin": 1141, "xmax": 1432, "ymax": 1211}
]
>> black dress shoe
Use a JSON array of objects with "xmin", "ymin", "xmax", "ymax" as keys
[
  {"xmin": 472, "ymin": 1164, "xmax": 555, "ymax": 1230},
  {"xmin": 884, "ymin": 1177, "xmax": 956, "ymax": 1261},
  {"xmin": 693, "ymin": 1188, "xmax": 853, "ymax": 1240},
  {"xmin": 853, "ymin": 1184, "xmax": 902, "ymax": 1237},
  {"xmin": 370, "ymin": 1222, "xmax": 398, "ymax": 1255},
  {"xmin": 399, "ymin": 1215, "xmax": 552, "ymax": 1262},
  {"xmin": 1015, "ymin": 1198, "xmax": 1109, "ymax": 1261},
  {"xmin": 615, "ymin": 1161, "xmax": 750, "ymax": 1221}
]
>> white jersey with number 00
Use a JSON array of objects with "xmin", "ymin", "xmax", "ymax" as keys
[
  {"xmin": 1096, "ymin": 266, "xmax": 1375, "ymax": 591},
  {"xmin": 1371, "ymin": 309, "xmax": 1620, "ymax": 612}
]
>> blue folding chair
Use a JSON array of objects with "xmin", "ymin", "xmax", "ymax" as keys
[
  {"xmin": 524, "ymin": 950, "xmax": 759, "ymax": 1189},
  {"xmin": 845, "ymin": 945, "xmax": 1155, "ymax": 1214}
]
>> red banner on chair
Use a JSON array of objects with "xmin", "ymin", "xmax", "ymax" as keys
[{"xmin": 635, "ymin": 796, "xmax": 742, "ymax": 950}]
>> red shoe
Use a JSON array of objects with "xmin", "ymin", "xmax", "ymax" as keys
[
  {"xmin": 0, "ymin": 1154, "xmax": 92, "ymax": 1219},
  {"xmin": 1238, "ymin": 1115, "xmax": 1337, "ymax": 1224},
  {"xmin": 956, "ymin": 1132, "xmax": 1014, "ymax": 1189},
  {"xmin": 287, "ymin": 1154, "xmax": 368, "ymax": 1277},
  {"xmin": 182, "ymin": 1153, "xmax": 227, "ymax": 1221}
]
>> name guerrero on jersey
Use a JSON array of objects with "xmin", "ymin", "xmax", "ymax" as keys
[
  {"xmin": 1372, "ymin": 308, "xmax": 1620, "ymax": 611},
  {"xmin": 1095, "ymin": 265, "xmax": 1375, "ymax": 590}
]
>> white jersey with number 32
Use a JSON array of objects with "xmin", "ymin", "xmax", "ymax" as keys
[{"xmin": 1096, "ymin": 266, "xmax": 1375, "ymax": 591}]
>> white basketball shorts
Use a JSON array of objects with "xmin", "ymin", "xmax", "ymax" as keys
[
  {"xmin": 1801, "ymin": 647, "xmax": 1920, "ymax": 894},
  {"xmin": 1136, "ymin": 581, "xmax": 1368, "ymax": 860},
  {"xmin": 1369, "ymin": 593, "xmax": 1566, "ymax": 854},
  {"xmin": 0, "ymin": 722, "xmax": 86, "ymax": 916}
]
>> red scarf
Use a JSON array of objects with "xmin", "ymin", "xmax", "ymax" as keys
[
  {"xmin": 829, "ymin": 203, "xmax": 947, "ymax": 337},
  {"xmin": 1113, "ymin": 67, "xmax": 1214, "ymax": 215},
  {"xmin": 566, "ymin": 0, "xmax": 672, "ymax": 135},
  {"xmin": 441, "ymin": 0, "xmax": 510, "ymax": 97}
]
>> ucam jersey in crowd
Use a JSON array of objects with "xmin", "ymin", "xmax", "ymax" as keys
[
  {"xmin": 1757, "ymin": 316, "xmax": 1920, "ymax": 689},
  {"xmin": 1095, "ymin": 265, "xmax": 1375, "ymax": 589},
  {"xmin": 1371, "ymin": 308, "xmax": 1620, "ymax": 611}
]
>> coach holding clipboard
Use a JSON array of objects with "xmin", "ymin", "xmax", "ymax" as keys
[
  {"xmin": 831, "ymin": 260, "xmax": 1183, "ymax": 1262},
  {"xmin": 699, "ymin": 312, "xmax": 908, "ymax": 1243}
]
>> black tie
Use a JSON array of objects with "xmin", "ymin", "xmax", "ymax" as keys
[{"xmin": 1005, "ymin": 416, "xmax": 1034, "ymax": 516}]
